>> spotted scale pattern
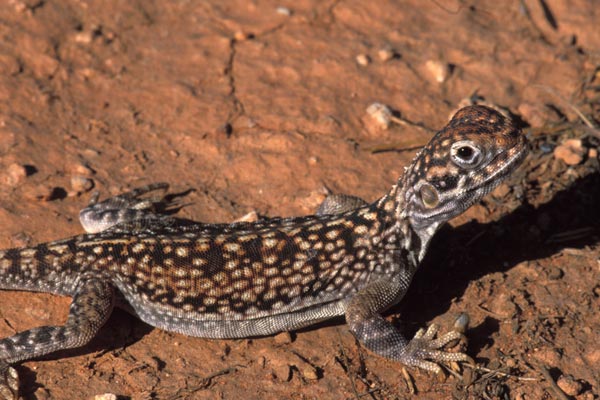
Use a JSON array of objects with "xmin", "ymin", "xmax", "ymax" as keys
[{"xmin": 0, "ymin": 105, "xmax": 528, "ymax": 399}]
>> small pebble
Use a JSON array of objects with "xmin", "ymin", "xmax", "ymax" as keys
[
  {"xmin": 517, "ymin": 102, "xmax": 555, "ymax": 127},
  {"xmin": 74, "ymin": 31, "xmax": 93, "ymax": 44},
  {"xmin": 12, "ymin": 1, "xmax": 28, "ymax": 13},
  {"xmin": 585, "ymin": 348, "xmax": 600, "ymax": 365},
  {"xmin": 531, "ymin": 347, "xmax": 562, "ymax": 365},
  {"xmin": 556, "ymin": 374, "xmax": 583, "ymax": 396},
  {"xmin": 489, "ymin": 293, "xmax": 518, "ymax": 318},
  {"xmin": 546, "ymin": 266, "xmax": 563, "ymax": 280},
  {"xmin": 257, "ymin": 355, "xmax": 266, "ymax": 368},
  {"xmin": 70, "ymin": 176, "xmax": 94, "ymax": 193},
  {"xmin": 274, "ymin": 331, "xmax": 292, "ymax": 345},
  {"xmin": 539, "ymin": 143, "xmax": 554, "ymax": 154},
  {"xmin": 82, "ymin": 148, "xmax": 101, "ymax": 158},
  {"xmin": 270, "ymin": 359, "xmax": 292, "ymax": 381},
  {"xmin": 234, "ymin": 31, "xmax": 252, "ymax": 41},
  {"xmin": 366, "ymin": 102, "xmax": 393, "ymax": 129},
  {"xmin": 276, "ymin": 6, "xmax": 292, "ymax": 16},
  {"xmin": 553, "ymin": 139, "xmax": 585, "ymax": 165},
  {"xmin": 4, "ymin": 163, "xmax": 27, "ymax": 186},
  {"xmin": 94, "ymin": 394, "xmax": 117, "ymax": 400},
  {"xmin": 10, "ymin": 232, "xmax": 31, "ymax": 247},
  {"xmin": 235, "ymin": 210, "xmax": 259, "ymax": 223},
  {"xmin": 70, "ymin": 163, "xmax": 94, "ymax": 176},
  {"xmin": 301, "ymin": 366, "xmax": 319, "ymax": 380},
  {"xmin": 33, "ymin": 387, "xmax": 51, "ymax": 400},
  {"xmin": 504, "ymin": 357, "xmax": 518, "ymax": 368},
  {"xmin": 491, "ymin": 183, "xmax": 510, "ymax": 198},
  {"xmin": 425, "ymin": 60, "xmax": 451, "ymax": 83},
  {"xmin": 356, "ymin": 54, "xmax": 370, "ymax": 66},
  {"xmin": 377, "ymin": 46, "xmax": 396, "ymax": 61},
  {"xmin": 514, "ymin": 393, "xmax": 526, "ymax": 400}
]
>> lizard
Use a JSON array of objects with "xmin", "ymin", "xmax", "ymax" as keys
[{"xmin": 0, "ymin": 105, "xmax": 527, "ymax": 398}]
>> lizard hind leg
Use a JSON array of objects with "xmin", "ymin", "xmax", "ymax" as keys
[
  {"xmin": 0, "ymin": 276, "xmax": 114, "ymax": 399},
  {"xmin": 79, "ymin": 183, "xmax": 174, "ymax": 234}
]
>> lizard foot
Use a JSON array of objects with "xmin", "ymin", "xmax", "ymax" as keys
[
  {"xmin": 401, "ymin": 323, "xmax": 474, "ymax": 374},
  {"xmin": 0, "ymin": 363, "xmax": 19, "ymax": 400}
]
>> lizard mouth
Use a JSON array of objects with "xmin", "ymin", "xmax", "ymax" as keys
[{"xmin": 475, "ymin": 136, "xmax": 529, "ymax": 194}]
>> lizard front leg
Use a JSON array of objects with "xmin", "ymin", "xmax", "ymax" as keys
[
  {"xmin": 0, "ymin": 275, "xmax": 114, "ymax": 399},
  {"xmin": 345, "ymin": 277, "xmax": 471, "ymax": 373}
]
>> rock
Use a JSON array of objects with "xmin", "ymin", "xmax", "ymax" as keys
[
  {"xmin": 3, "ymin": 163, "xmax": 27, "ymax": 186},
  {"xmin": 545, "ymin": 266, "xmax": 563, "ymax": 280},
  {"xmin": 93, "ymin": 394, "xmax": 117, "ymax": 400},
  {"xmin": 69, "ymin": 163, "xmax": 95, "ymax": 176},
  {"xmin": 556, "ymin": 375, "xmax": 582, "ymax": 396},
  {"xmin": 553, "ymin": 139, "xmax": 585, "ymax": 165},
  {"xmin": 355, "ymin": 53, "xmax": 370, "ymax": 66},
  {"xmin": 531, "ymin": 347, "xmax": 562, "ymax": 365},
  {"xmin": 491, "ymin": 183, "xmax": 510, "ymax": 199},
  {"xmin": 517, "ymin": 102, "xmax": 553, "ymax": 127},
  {"xmin": 274, "ymin": 331, "xmax": 292, "ymax": 345},
  {"xmin": 74, "ymin": 31, "xmax": 94, "ymax": 44},
  {"xmin": 276, "ymin": 6, "xmax": 292, "ymax": 16},
  {"xmin": 70, "ymin": 176, "xmax": 94, "ymax": 193},
  {"xmin": 489, "ymin": 293, "xmax": 518, "ymax": 318},
  {"xmin": 235, "ymin": 210, "xmax": 259, "ymax": 223},
  {"xmin": 234, "ymin": 31, "xmax": 252, "ymax": 41},
  {"xmin": 301, "ymin": 365, "xmax": 319, "ymax": 380},
  {"xmin": 269, "ymin": 358, "xmax": 292, "ymax": 381},
  {"xmin": 425, "ymin": 60, "xmax": 451, "ymax": 83},
  {"xmin": 584, "ymin": 348, "xmax": 600, "ymax": 365},
  {"xmin": 366, "ymin": 102, "xmax": 393, "ymax": 129},
  {"xmin": 377, "ymin": 46, "xmax": 396, "ymax": 61}
]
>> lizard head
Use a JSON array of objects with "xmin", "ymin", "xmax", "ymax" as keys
[{"xmin": 403, "ymin": 105, "xmax": 528, "ymax": 231}]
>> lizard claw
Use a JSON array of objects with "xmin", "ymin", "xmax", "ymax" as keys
[
  {"xmin": 0, "ymin": 364, "xmax": 19, "ymax": 400},
  {"xmin": 401, "ymin": 324, "xmax": 472, "ymax": 374}
]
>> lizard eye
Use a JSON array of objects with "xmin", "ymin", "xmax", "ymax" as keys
[
  {"xmin": 451, "ymin": 141, "xmax": 484, "ymax": 168},
  {"xmin": 419, "ymin": 183, "xmax": 439, "ymax": 208}
]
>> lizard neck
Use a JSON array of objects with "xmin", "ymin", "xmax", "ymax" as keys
[{"xmin": 372, "ymin": 172, "xmax": 442, "ymax": 265}]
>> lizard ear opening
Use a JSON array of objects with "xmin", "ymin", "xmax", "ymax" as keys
[{"xmin": 419, "ymin": 183, "xmax": 439, "ymax": 209}]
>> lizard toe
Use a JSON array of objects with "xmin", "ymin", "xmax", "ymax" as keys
[
  {"xmin": 401, "ymin": 326, "xmax": 472, "ymax": 373},
  {"xmin": 0, "ymin": 364, "xmax": 19, "ymax": 400}
]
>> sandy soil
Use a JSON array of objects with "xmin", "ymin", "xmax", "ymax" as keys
[{"xmin": 0, "ymin": 1, "xmax": 599, "ymax": 399}]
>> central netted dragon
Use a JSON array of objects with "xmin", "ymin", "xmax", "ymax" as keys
[{"xmin": 0, "ymin": 105, "xmax": 528, "ymax": 398}]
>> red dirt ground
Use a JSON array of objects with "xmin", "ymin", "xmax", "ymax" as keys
[{"xmin": 0, "ymin": 1, "xmax": 599, "ymax": 399}]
